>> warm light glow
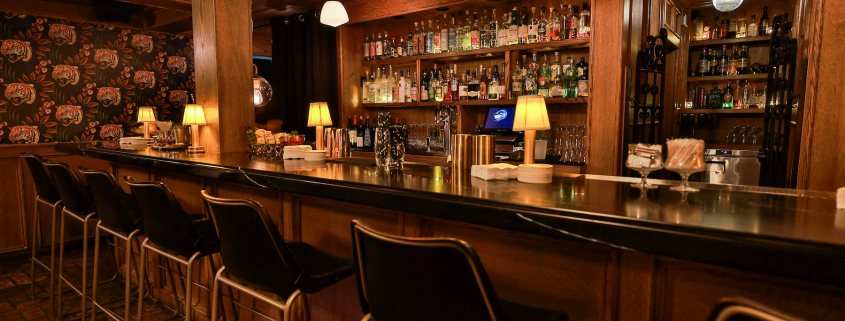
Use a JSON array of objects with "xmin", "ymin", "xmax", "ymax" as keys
[
  {"xmin": 712, "ymin": 0, "xmax": 743, "ymax": 12},
  {"xmin": 307, "ymin": 102, "xmax": 333, "ymax": 127},
  {"xmin": 320, "ymin": 1, "xmax": 349, "ymax": 27},
  {"xmin": 512, "ymin": 95, "xmax": 550, "ymax": 131},
  {"xmin": 137, "ymin": 107, "xmax": 156, "ymax": 122},
  {"xmin": 182, "ymin": 104, "xmax": 207, "ymax": 125},
  {"xmin": 253, "ymin": 79, "xmax": 263, "ymax": 105}
]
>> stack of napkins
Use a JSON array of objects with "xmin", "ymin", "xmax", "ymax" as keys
[
  {"xmin": 283, "ymin": 145, "xmax": 312, "ymax": 159},
  {"xmin": 518, "ymin": 164, "xmax": 554, "ymax": 184},
  {"xmin": 470, "ymin": 164, "xmax": 519, "ymax": 181}
]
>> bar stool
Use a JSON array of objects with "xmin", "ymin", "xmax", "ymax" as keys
[
  {"xmin": 201, "ymin": 191, "xmax": 354, "ymax": 321},
  {"xmin": 44, "ymin": 161, "xmax": 120, "ymax": 320},
  {"xmin": 124, "ymin": 178, "xmax": 229, "ymax": 321},
  {"xmin": 351, "ymin": 220, "xmax": 569, "ymax": 321},
  {"xmin": 708, "ymin": 297, "xmax": 802, "ymax": 321},
  {"xmin": 79, "ymin": 168, "xmax": 150, "ymax": 321},
  {"xmin": 20, "ymin": 153, "xmax": 63, "ymax": 312}
]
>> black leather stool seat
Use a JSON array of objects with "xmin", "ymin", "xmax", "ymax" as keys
[
  {"xmin": 285, "ymin": 241, "xmax": 354, "ymax": 294},
  {"xmin": 500, "ymin": 300, "xmax": 569, "ymax": 321}
]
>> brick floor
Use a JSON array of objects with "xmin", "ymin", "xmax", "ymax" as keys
[{"xmin": 0, "ymin": 246, "xmax": 177, "ymax": 321}]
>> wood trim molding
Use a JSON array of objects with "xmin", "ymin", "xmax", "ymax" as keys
[{"xmin": 795, "ymin": 0, "xmax": 825, "ymax": 189}]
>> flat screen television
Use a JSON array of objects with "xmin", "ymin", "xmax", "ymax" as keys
[{"xmin": 483, "ymin": 107, "xmax": 517, "ymax": 131}]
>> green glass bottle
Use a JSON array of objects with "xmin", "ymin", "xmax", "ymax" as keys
[{"xmin": 723, "ymin": 81, "xmax": 733, "ymax": 109}]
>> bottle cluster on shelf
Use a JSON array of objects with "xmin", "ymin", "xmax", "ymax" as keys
[
  {"xmin": 691, "ymin": 6, "xmax": 772, "ymax": 41},
  {"xmin": 694, "ymin": 45, "xmax": 757, "ymax": 76},
  {"xmin": 363, "ymin": 3, "xmax": 591, "ymax": 61},
  {"xmin": 347, "ymin": 115, "xmax": 374, "ymax": 149},
  {"xmin": 691, "ymin": 80, "xmax": 768, "ymax": 109},
  {"xmin": 512, "ymin": 51, "xmax": 588, "ymax": 99}
]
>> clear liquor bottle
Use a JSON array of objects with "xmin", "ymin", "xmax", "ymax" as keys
[
  {"xmin": 451, "ymin": 64, "xmax": 459, "ymax": 99},
  {"xmin": 406, "ymin": 32, "xmax": 413, "ymax": 56},
  {"xmin": 488, "ymin": 9, "xmax": 498, "ymax": 48},
  {"xmin": 443, "ymin": 66, "xmax": 452, "ymax": 101},
  {"xmin": 528, "ymin": 7, "xmax": 539, "ymax": 43},
  {"xmin": 417, "ymin": 22, "xmax": 425, "ymax": 55},
  {"xmin": 480, "ymin": 10, "xmax": 488, "ymax": 48},
  {"xmin": 551, "ymin": 52, "xmax": 562, "ymax": 79},
  {"xmin": 440, "ymin": 14, "xmax": 449, "ymax": 53},
  {"xmin": 449, "ymin": 13, "xmax": 458, "ymax": 52},
  {"xmin": 390, "ymin": 69, "xmax": 398, "ymax": 103},
  {"xmin": 405, "ymin": 69, "xmax": 412, "ymax": 102},
  {"xmin": 412, "ymin": 23, "xmax": 419, "ymax": 55},
  {"xmin": 511, "ymin": 58, "xmax": 523, "ymax": 99},
  {"xmin": 550, "ymin": 9, "xmax": 560, "ymax": 41},
  {"xmin": 368, "ymin": 70, "xmax": 377, "ymax": 103},
  {"xmin": 579, "ymin": 3, "xmax": 590, "ymax": 38},
  {"xmin": 471, "ymin": 13, "xmax": 481, "ymax": 49},
  {"xmin": 560, "ymin": 4, "xmax": 570, "ymax": 39},
  {"xmin": 729, "ymin": 11, "xmax": 738, "ymax": 38},
  {"xmin": 538, "ymin": 54, "xmax": 550, "ymax": 97},
  {"xmin": 398, "ymin": 70, "xmax": 405, "ymax": 102},
  {"xmin": 737, "ymin": 10, "xmax": 747, "ymax": 38},
  {"xmin": 564, "ymin": 57, "xmax": 577, "ymax": 98},
  {"xmin": 456, "ymin": 11, "xmax": 464, "ymax": 51},
  {"xmin": 748, "ymin": 15, "xmax": 758, "ymax": 37},
  {"xmin": 426, "ymin": 20, "xmax": 434, "ymax": 54},
  {"xmin": 433, "ymin": 19, "xmax": 442, "ymax": 54},
  {"xmin": 489, "ymin": 65, "xmax": 500, "ymax": 100},
  {"xmin": 390, "ymin": 38, "xmax": 397, "ymax": 58},
  {"xmin": 463, "ymin": 10, "xmax": 472, "ymax": 50},
  {"xmin": 569, "ymin": 5, "xmax": 579, "ymax": 39},
  {"xmin": 538, "ymin": 7, "xmax": 548, "ymax": 42},
  {"xmin": 499, "ymin": 12, "xmax": 509, "ymax": 47}
]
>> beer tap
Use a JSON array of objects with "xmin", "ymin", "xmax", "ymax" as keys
[{"xmin": 435, "ymin": 103, "xmax": 456, "ymax": 155}]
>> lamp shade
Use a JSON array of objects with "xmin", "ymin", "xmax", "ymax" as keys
[
  {"xmin": 712, "ymin": 0, "xmax": 743, "ymax": 12},
  {"xmin": 320, "ymin": 1, "xmax": 349, "ymax": 27},
  {"xmin": 307, "ymin": 102, "xmax": 333, "ymax": 127},
  {"xmin": 512, "ymin": 95, "xmax": 550, "ymax": 131},
  {"xmin": 182, "ymin": 104, "xmax": 207, "ymax": 125},
  {"xmin": 137, "ymin": 107, "xmax": 156, "ymax": 122}
]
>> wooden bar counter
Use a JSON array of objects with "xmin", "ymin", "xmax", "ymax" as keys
[{"xmin": 54, "ymin": 142, "xmax": 845, "ymax": 321}]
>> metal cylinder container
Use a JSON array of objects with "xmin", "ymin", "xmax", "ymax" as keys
[
  {"xmin": 472, "ymin": 135, "xmax": 496, "ymax": 165},
  {"xmin": 451, "ymin": 134, "xmax": 473, "ymax": 169}
]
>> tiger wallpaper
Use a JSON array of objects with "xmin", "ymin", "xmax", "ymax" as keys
[{"xmin": 0, "ymin": 12, "xmax": 195, "ymax": 144}]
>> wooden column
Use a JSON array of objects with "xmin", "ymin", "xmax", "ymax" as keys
[{"xmin": 192, "ymin": 0, "xmax": 254, "ymax": 153}]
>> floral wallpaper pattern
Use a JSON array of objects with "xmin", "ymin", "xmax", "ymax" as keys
[{"xmin": 0, "ymin": 12, "xmax": 195, "ymax": 144}]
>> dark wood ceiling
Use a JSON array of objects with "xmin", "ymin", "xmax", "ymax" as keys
[{"xmin": 0, "ymin": 0, "xmax": 327, "ymax": 57}]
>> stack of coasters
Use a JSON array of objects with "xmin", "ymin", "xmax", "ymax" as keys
[
  {"xmin": 470, "ymin": 164, "xmax": 519, "ymax": 181},
  {"xmin": 517, "ymin": 164, "xmax": 554, "ymax": 184}
]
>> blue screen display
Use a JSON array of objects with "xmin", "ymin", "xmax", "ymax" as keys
[{"xmin": 484, "ymin": 107, "xmax": 516, "ymax": 130}]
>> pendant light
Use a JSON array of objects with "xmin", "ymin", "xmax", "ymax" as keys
[
  {"xmin": 253, "ymin": 64, "xmax": 272, "ymax": 108},
  {"xmin": 320, "ymin": 1, "xmax": 349, "ymax": 27},
  {"xmin": 712, "ymin": 0, "xmax": 743, "ymax": 12}
]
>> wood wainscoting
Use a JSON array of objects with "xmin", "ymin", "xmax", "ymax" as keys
[
  {"xmin": 104, "ymin": 164, "xmax": 845, "ymax": 321},
  {"xmin": 1, "ymin": 144, "xmax": 109, "ymax": 259}
]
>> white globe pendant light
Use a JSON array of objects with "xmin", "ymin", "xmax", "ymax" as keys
[
  {"xmin": 320, "ymin": 1, "xmax": 349, "ymax": 27},
  {"xmin": 712, "ymin": 0, "xmax": 744, "ymax": 12}
]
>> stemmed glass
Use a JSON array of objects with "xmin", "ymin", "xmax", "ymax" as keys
[
  {"xmin": 665, "ymin": 138, "xmax": 705, "ymax": 192},
  {"xmin": 625, "ymin": 143, "xmax": 664, "ymax": 189},
  {"xmin": 157, "ymin": 121, "xmax": 173, "ymax": 146}
]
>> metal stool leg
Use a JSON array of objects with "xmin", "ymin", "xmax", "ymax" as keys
[
  {"xmin": 207, "ymin": 255, "xmax": 234, "ymax": 321},
  {"xmin": 48, "ymin": 201, "xmax": 62, "ymax": 313},
  {"xmin": 136, "ymin": 239, "xmax": 148, "ymax": 321},
  {"xmin": 210, "ymin": 268, "xmax": 222, "ymax": 321},
  {"xmin": 30, "ymin": 197, "xmax": 40, "ymax": 298},
  {"xmin": 56, "ymin": 208, "xmax": 68, "ymax": 318},
  {"xmin": 90, "ymin": 226, "xmax": 101, "ymax": 321},
  {"xmin": 184, "ymin": 252, "xmax": 200, "ymax": 321},
  {"xmin": 78, "ymin": 213, "xmax": 94, "ymax": 321}
]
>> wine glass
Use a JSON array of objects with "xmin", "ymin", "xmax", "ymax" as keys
[
  {"xmin": 157, "ymin": 121, "xmax": 173, "ymax": 146},
  {"xmin": 626, "ymin": 144, "xmax": 664, "ymax": 189},
  {"xmin": 665, "ymin": 138, "xmax": 705, "ymax": 193}
]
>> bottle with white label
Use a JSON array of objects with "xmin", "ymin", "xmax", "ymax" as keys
[{"xmin": 398, "ymin": 70, "xmax": 406, "ymax": 103}]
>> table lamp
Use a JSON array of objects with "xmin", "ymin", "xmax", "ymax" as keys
[
  {"xmin": 183, "ymin": 104, "xmax": 207, "ymax": 153},
  {"xmin": 307, "ymin": 102, "xmax": 333, "ymax": 150},
  {"xmin": 513, "ymin": 95, "xmax": 550, "ymax": 164},
  {"xmin": 137, "ymin": 107, "xmax": 156, "ymax": 139}
]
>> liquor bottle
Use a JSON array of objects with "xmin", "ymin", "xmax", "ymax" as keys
[
  {"xmin": 364, "ymin": 116, "xmax": 372, "ymax": 148},
  {"xmin": 375, "ymin": 33, "xmax": 383, "ymax": 59},
  {"xmin": 518, "ymin": 7, "xmax": 528, "ymax": 44},
  {"xmin": 550, "ymin": 9, "xmax": 561, "ymax": 41},
  {"xmin": 509, "ymin": 8, "xmax": 519, "ymax": 45},
  {"xmin": 578, "ymin": 66, "xmax": 589, "ymax": 97},
  {"xmin": 468, "ymin": 71, "xmax": 479, "ymax": 100},
  {"xmin": 551, "ymin": 52, "xmax": 562, "ymax": 79},
  {"xmin": 459, "ymin": 71, "xmax": 469, "ymax": 100},
  {"xmin": 738, "ymin": 45, "xmax": 749, "ymax": 74},
  {"xmin": 443, "ymin": 67, "xmax": 453, "ymax": 101},
  {"xmin": 434, "ymin": 67, "xmax": 444, "ymax": 101},
  {"xmin": 720, "ymin": 14, "xmax": 729, "ymax": 39},
  {"xmin": 383, "ymin": 32, "xmax": 389, "ymax": 58},
  {"xmin": 576, "ymin": 57, "xmax": 588, "ymax": 77},
  {"xmin": 560, "ymin": 4, "xmax": 570, "ymax": 39},
  {"xmin": 737, "ymin": 10, "xmax": 747, "ymax": 38},
  {"xmin": 511, "ymin": 59, "xmax": 522, "ymax": 99},
  {"xmin": 398, "ymin": 70, "xmax": 406, "ymax": 102},
  {"xmin": 390, "ymin": 69, "xmax": 398, "ymax": 103},
  {"xmin": 718, "ymin": 45, "xmax": 728, "ymax": 75},
  {"xmin": 702, "ymin": 18, "xmax": 711, "ymax": 40},
  {"xmin": 410, "ymin": 72, "xmax": 418, "ymax": 102},
  {"xmin": 709, "ymin": 49, "xmax": 718, "ymax": 76},
  {"xmin": 405, "ymin": 69, "xmax": 412, "ymax": 102},
  {"xmin": 692, "ymin": 11, "xmax": 704, "ymax": 40},
  {"xmin": 480, "ymin": 10, "xmax": 488, "ymax": 48},
  {"xmin": 412, "ymin": 23, "xmax": 419, "ymax": 55},
  {"xmin": 428, "ymin": 69, "xmax": 436, "ymax": 102},
  {"xmin": 390, "ymin": 38, "xmax": 397, "ymax": 58},
  {"xmin": 488, "ymin": 9, "xmax": 498, "ymax": 48},
  {"xmin": 551, "ymin": 66, "xmax": 563, "ymax": 98},
  {"xmin": 406, "ymin": 33, "xmax": 413, "ymax": 56},
  {"xmin": 728, "ymin": 46, "xmax": 739, "ymax": 75},
  {"xmin": 420, "ymin": 69, "xmax": 429, "ymax": 102},
  {"xmin": 579, "ymin": 3, "xmax": 590, "ymax": 38},
  {"xmin": 369, "ymin": 34, "xmax": 376, "ymax": 59},
  {"xmin": 449, "ymin": 13, "xmax": 458, "ymax": 52},
  {"xmin": 350, "ymin": 117, "xmax": 358, "ymax": 147},
  {"xmin": 723, "ymin": 81, "xmax": 733, "ymax": 109},
  {"xmin": 748, "ymin": 15, "xmax": 759, "ymax": 37},
  {"xmin": 357, "ymin": 116, "xmax": 364, "ymax": 147},
  {"xmin": 471, "ymin": 13, "xmax": 481, "ymax": 49},
  {"xmin": 699, "ymin": 48, "xmax": 710, "ymax": 76},
  {"xmin": 376, "ymin": 68, "xmax": 384, "ymax": 103},
  {"xmin": 398, "ymin": 36, "xmax": 405, "ymax": 57},
  {"xmin": 499, "ymin": 12, "xmax": 510, "ymax": 46},
  {"xmin": 569, "ymin": 5, "xmax": 579, "ymax": 39},
  {"xmin": 712, "ymin": 15, "xmax": 720, "ymax": 40},
  {"xmin": 433, "ymin": 19, "xmax": 442, "ymax": 54},
  {"xmin": 729, "ymin": 11, "xmax": 738, "ymax": 38},
  {"xmin": 440, "ymin": 14, "xmax": 449, "ymax": 53},
  {"xmin": 426, "ymin": 20, "xmax": 434, "ymax": 54},
  {"xmin": 538, "ymin": 55, "xmax": 550, "ymax": 98},
  {"xmin": 489, "ymin": 65, "xmax": 500, "ymax": 100},
  {"xmin": 564, "ymin": 56, "xmax": 577, "ymax": 97},
  {"xmin": 524, "ymin": 64, "xmax": 535, "ymax": 95},
  {"xmin": 363, "ymin": 35, "xmax": 370, "ymax": 61},
  {"xmin": 498, "ymin": 63, "xmax": 507, "ymax": 95},
  {"xmin": 538, "ymin": 7, "xmax": 548, "ymax": 42},
  {"xmin": 760, "ymin": 7, "xmax": 770, "ymax": 35},
  {"xmin": 369, "ymin": 71, "xmax": 377, "ymax": 103},
  {"xmin": 528, "ymin": 7, "xmax": 539, "ymax": 43},
  {"xmin": 479, "ymin": 66, "xmax": 489, "ymax": 100},
  {"xmin": 463, "ymin": 10, "xmax": 472, "ymax": 50}
]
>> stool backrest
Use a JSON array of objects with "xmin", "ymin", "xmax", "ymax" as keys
[
  {"xmin": 43, "ymin": 161, "xmax": 94, "ymax": 214},
  {"xmin": 124, "ymin": 178, "xmax": 201, "ymax": 256},
  {"xmin": 80, "ymin": 168, "xmax": 142, "ymax": 233},
  {"xmin": 351, "ymin": 220, "xmax": 505, "ymax": 321},
  {"xmin": 20, "ymin": 153, "xmax": 61, "ymax": 203},
  {"xmin": 201, "ymin": 191, "xmax": 300, "ymax": 296}
]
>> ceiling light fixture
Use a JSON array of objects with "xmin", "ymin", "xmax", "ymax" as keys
[
  {"xmin": 320, "ymin": 1, "xmax": 349, "ymax": 27},
  {"xmin": 712, "ymin": 0, "xmax": 743, "ymax": 12}
]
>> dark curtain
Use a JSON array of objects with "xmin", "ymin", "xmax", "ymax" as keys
[{"xmin": 271, "ymin": 11, "xmax": 338, "ymax": 141}]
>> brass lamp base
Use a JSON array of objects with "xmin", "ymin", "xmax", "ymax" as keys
[{"xmin": 523, "ymin": 130, "xmax": 536, "ymax": 165}]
